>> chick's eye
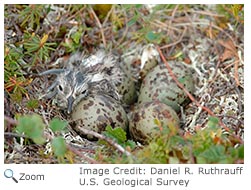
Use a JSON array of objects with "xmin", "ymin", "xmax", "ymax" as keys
[
  {"xmin": 82, "ymin": 89, "xmax": 87, "ymax": 95},
  {"xmin": 58, "ymin": 85, "xmax": 63, "ymax": 91}
]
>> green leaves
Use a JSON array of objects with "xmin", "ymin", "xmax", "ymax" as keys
[
  {"xmin": 196, "ymin": 143, "xmax": 244, "ymax": 164},
  {"xmin": 26, "ymin": 99, "xmax": 39, "ymax": 109},
  {"xmin": 127, "ymin": 17, "xmax": 138, "ymax": 27},
  {"xmin": 49, "ymin": 118, "xmax": 68, "ymax": 159},
  {"xmin": 4, "ymin": 46, "xmax": 30, "ymax": 101},
  {"xmin": 72, "ymin": 31, "xmax": 82, "ymax": 44},
  {"xmin": 196, "ymin": 145, "xmax": 228, "ymax": 164},
  {"xmin": 102, "ymin": 126, "xmax": 136, "ymax": 149},
  {"xmin": 51, "ymin": 137, "xmax": 67, "ymax": 157},
  {"xmin": 135, "ymin": 122, "xmax": 244, "ymax": 164},
  {"xmin": 104, "ymin": 126, "xmax": 127, "ymax": 142},
  {"xmin": 16, "ymin": 114, "xmax": 46, "ymax": 145},
  {"xmin": 49, "ymin": 118, "xmax": 68, "ymax": 133},
  {"xmin": 207, "ymin": 116, "xmax": 219, "ymax": 128},
  {"xmin": 23, "ymin": 33, "xmax": 56, "ymax": 64},
  {"xmin": 96, "ymin": 126, "xmax": 136, "ymax": 163},
  {"xmin": 15, "ymin": 114, "xmax": 68, "ymax": 162},
  {"xmin": 145, "ymin": 31, "xmax": 158, "ymax": 42},
  {"xmin": 19, "ymin": 5, "xmax": 45, "ymax": 30},
  {"xmin": 237, "ymin": 144, "xmax": 244, "ymax": 158},
  {"xmin": 62, "ymin": 26, "xmax": 84, "ymax": 53}
]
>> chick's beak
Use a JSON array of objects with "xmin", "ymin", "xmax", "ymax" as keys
[{"xmin": 67, "ymin": 96, "xmax": 74, "ymax": 114}]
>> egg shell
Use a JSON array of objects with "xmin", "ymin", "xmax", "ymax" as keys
[
  {"xmin": 71, "ymin": 94, "xmax": 128, "ymax": 140},
  {"xmin": 129, "ymin": 101, "xmax": 180, "ymax": 144},
  {"xmin": 138, "ymin": 62, "xmax": 195, "ymax": 112}
]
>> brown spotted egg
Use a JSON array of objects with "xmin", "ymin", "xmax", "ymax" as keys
[
  {"xmin": 117, "ymin": 44, "xmax": 160, "ymax": 105},
  {"xmin": 139, "ymin": 43, "xmax": 160, "ymax": 79},
  {"xmin": 138, "ymin": 61, "xmax": 195, "ymax": 112},
  {"xmin": 117, "ymin": 69, "xmax": 137, "ymax": 105},
  {"xmin": 71, "ymin": 94, "xmax": 128, "ymax": 140},
  {"xmin": 129, "ymin": 101, "xmax": 180, "ymax": 144}
]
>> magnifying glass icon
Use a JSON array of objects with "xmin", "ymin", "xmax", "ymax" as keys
[{"xmin": 4, "ymin": 169, "xmax": 18, "ymax": 183}]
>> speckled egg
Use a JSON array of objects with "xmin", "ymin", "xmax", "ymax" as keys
[
  {"xmin": 129, "ymin": 101, "xmax": 180, "ymax": 144},
  {"xmin": 117, "ymin": 70, "xmax": 137, "ymax": 105},
  {"xmin": 71, "ymin": 94, "xmax": 128, "ymax": 140},
  {"xmin": 138, "ymin": 61, "xmax": 195, "ymax": 112},
  {"xmin": 117, "ymin": 56, "xmax": 138, "ymax": 105},
  {"xmin": 139, "ymin": 43, "xmax": 160, "ymax": 79}
]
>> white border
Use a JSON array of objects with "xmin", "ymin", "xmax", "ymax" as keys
[{"xmin": 1, "ymin": 1, "xmax": 250, "ymax": 190}]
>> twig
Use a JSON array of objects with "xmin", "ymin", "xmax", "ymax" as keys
[
  {"xmin": 115, "ymin": 7, "xmax": 129, "ymax": 48},
  {"xmin": 157, "ymin": 46, "xmax": 243, "ymax": 144},
  {"xmin": 4, "ymin": 132, "xmax": 27, "ymax": 138},
  {"xmin": 166, "ymin": 5, "xmax": 179, "ymax": 37},
  {"xmin": 151, "ymin": 20, "xmax": 181, "ymax": 32},
  {"xmin": 67, "ymin": 5, "xmax": 87, "ymax": 21},
  {"xmin": 160, "ymin": 26, "xmax": 187, "ymax": 49},
  {"xmin": 4, "ymin": 140, "xmax": 28, "ymax": 160},
  {"xmin": 76, "ymin": 126, "xmax": 133, "ymax": 157},
  {"xmin": 4, "ymin": 116, "xmax": 18, "ymax": 125},
  {"xmin": 188, "ymin": 9, "xmax": 225, "ymax": 17},
  {"xmin": 89, "ymin": 6, "xmax": 107, "ymax": 48},
  {"xmin": 155, "ymin": 8, "xmax": 225, "ymax": 18},
  {"xmin": 188, "ymin": 102, "xmax": 204, "ymax": 130},
  {"xmin": 67, "ymin": 145, "xmax": 99, "ymax": 164},
  {"xmin": 102, "ymin": 5, "xmax": 115, "ymax": 26},
  {"xmin": 234, "ymin": 60, "xmax": 240, "ymax": 86},
  {"xmin": 173, "ymin": 20, "xmax": 244, "ymax": 52}
]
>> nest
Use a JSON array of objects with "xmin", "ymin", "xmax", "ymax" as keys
[{"xmin": 4, "ymin": 5, "xmax": 244, "ymax": 163}]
